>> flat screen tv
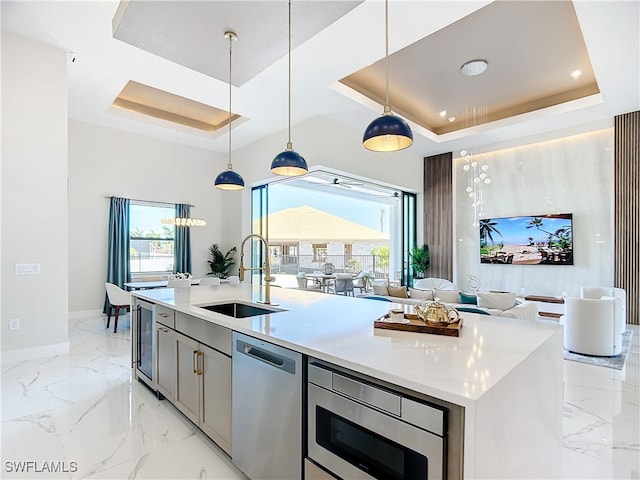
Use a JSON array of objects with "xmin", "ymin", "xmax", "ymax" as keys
[{"xmin": 479, "ymin": 213, "xmax": 573, "ymax": 265}]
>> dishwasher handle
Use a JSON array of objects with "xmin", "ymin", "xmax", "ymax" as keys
[{"xmin": 236, "ymin": 339, "xmax": 296, "ymax": 375}]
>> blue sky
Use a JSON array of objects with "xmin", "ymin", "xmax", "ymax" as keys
[{"xmin": 130, "ymin": 204, "xmax": 175, "ymax": 234}]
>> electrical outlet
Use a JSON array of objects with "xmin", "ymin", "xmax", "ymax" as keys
[
  {"xmin": 9, "ymin": 318, "xmax": 20, "ymax": 330},
  {"xmin": 15, "ymin": 263, "xmax": 40, "ymax": 275}
]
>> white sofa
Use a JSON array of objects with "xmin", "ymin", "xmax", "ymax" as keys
[{"xmin": 363, "ymin": 281, "xmax": 538, "ymax": 321}]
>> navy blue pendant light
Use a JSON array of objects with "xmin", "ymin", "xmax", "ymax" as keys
[
  {"xmin": 215, "ymin": 31, "xmax": 245, "ymax": 191},
  {"xmin": 270, "ymin": 0, "xmax": 309, "ymax": 177},
  {"xmin": 362, "ymin": 0, "xmax": 413, "ymax": 152}
]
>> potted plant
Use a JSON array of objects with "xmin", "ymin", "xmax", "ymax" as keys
[
  {"xmin": 207, "ymin": 244, "xmax": 237, "ymax": 278},
  {"xmin": 410, "ymin": 244, "xmax": 430, "ymax": 278}
]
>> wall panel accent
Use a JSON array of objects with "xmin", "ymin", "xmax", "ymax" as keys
[
  {"xmin": 423, "ymin": 153, "xmax": 453, "ymax": 281},
  {"xmin": 615, "ymin": 111, "xmax": 640, "ymax": 325}
]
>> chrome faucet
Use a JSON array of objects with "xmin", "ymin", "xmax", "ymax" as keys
[{"xmin": 238, "ymin": 234, "xmax": 276, "ymax": 305}]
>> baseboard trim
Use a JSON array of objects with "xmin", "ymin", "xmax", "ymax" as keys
[
  {"xmin": 2, "ymin": 341, "xmax": 70, "ymax": 364},
  {"xmin": 69, "ymin": 309, "xmax": 104, "ymax": 319}
]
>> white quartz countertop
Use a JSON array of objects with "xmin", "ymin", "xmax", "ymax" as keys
[{"xmin": 133, "ymin": 284, "xmax": 561, "ymax": 407}]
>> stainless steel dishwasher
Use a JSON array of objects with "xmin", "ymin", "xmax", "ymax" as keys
[{"xmin": 232, "ymin": 332, "xmax": 303, "ymax": 480}]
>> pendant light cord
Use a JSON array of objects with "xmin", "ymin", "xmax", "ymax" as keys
[
  {"xmin": 227, "ymin": 33, "xmax": 233, "ymax": 170},
  {"xmin": 384, "ymin": 0, "xmax": 390, "ymax": 112},
  {"xmin": 287, "ymin": 0, "xmax": 293, "ymax": 149}
]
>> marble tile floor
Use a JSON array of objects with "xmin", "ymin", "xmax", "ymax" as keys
[{"xmin": 1, "ymin": 314, "xmax": 638, "ymax": 480}]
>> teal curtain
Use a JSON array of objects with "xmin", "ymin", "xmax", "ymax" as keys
[
  {"xmin": 104, "ymin": 197, "xmax": 130, "ymax": 314},
  {"xmin": 175, "ymin": 203, "xmax": 192, "ymax": 274}
]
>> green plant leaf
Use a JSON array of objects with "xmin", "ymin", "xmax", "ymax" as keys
[{"xmin": 207, "ymin": 244, "xmax": 237, "ymax": 278}]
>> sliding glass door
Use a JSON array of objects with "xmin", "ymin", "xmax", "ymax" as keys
[
  {"xmin": 251, "ymin": 172, "xmax": 416, "ymax": 286},
  {"xmin": 250, "ymin": 184, "xmax": 268, "ymax": 285}
]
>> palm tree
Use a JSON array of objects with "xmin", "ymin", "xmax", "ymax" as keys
[
  {"xmin": 161, "ymin": 225, "xmax": 174, "ymax": 239},
  {"xmin": 479, "ymin": 219, "xmax": 502, "ymax": 245},
  {"xmin": 526, "ymin": 217, "xmax": 554, "ymax": 237},
  {"xmin": 527, "ymin": 218, "xmax": 572, "ymax": 247},
  {"xmin": 131, "ymin": 227, "xmax": 146, "ymax": 238},
  {"xmin": 552, "ymin": 227, "xmax": 572, "ymax": 249}
]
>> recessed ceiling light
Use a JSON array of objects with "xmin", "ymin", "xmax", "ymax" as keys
[
  {"xmin": 460, "ymin": 59, "xmax": 488, "ymax": 77},
  {"xmin": 570, "ymin": 70, "xmax": 582, "ymax": 79},
  {"xmin": 448, "ymin": 116, "xmax": 456, "ymax": 122},
  {"xmin": 439, "ymin": 110, "xmax": 447, "ymax": 117}
]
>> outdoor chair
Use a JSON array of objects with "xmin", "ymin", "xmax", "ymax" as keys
[{"xmin": 334, "ymin": 274, "xmax": 355, "ymax": 296}]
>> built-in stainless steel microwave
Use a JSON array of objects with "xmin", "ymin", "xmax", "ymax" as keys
[{"xmin": 307, "ymin": 360, "xmax": 449, "ymax": 480}]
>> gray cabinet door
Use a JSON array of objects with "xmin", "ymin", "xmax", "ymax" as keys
[
  {"xmin": 175, "ymin": 331, "xmax": 200, "ymax": 425},
  {"xmin": 156, "ymin": 325, "xmax": 176, "ymax": 401},
  {"xmin": 199, "ymin": 343, "xmax": 232, "ymax": 455}
]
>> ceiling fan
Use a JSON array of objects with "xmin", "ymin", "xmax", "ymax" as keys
[
  {"xmin": 371, "ymin": 191, "xmax": 400, "ymax": 199},
  {"xmin": 332, "ymin": 177, "xmax": 364, "ymax": 188}
]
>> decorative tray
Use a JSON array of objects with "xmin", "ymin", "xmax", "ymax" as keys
[{"xmin": 374, "ymin": 312, "xmax": 463, "ymax": 337}]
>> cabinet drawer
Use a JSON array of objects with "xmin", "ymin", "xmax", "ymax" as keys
[
  {"xmin": 156, "ymin": 305, "xmax": 175, "ymax": 328},
  {"xmin": 175, "ymin": 312, "xmax": 231, "ymax": 356},
  {"xmin": 305, "ymin": 459, "xmax": 337, "ymax": 480}
]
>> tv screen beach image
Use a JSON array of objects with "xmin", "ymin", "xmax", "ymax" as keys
[{"xmin": 479, "ymin": 213, "xmax": 573, "ymax": 265}]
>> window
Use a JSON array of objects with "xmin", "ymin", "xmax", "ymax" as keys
[
  {"xmin": 129, "ymin": 203, "xmax": 175, "ymax": 274},
  {"xmin": 312, "ymin": 243, "xmax": 328, "ymax": 263}
]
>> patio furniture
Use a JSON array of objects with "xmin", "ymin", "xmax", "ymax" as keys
[
  {"xmin": 334, "ymin": 273, "xmax": 355, "ymax": 296},
  {"xmin": 352, "ymin": 271, "xmax": 373, "ymax": 294},
  {"xmin": 306, "ymin": 272, "xmax": 336, "ymax": 293},
  {"xmin": 296, "ymin": 273, "xmax": 322, "ymax": 292}
]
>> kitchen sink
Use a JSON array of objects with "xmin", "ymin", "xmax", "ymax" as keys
[{"xmin": 198, "ymin": 302, "xmax": 285, "ymax": 318}]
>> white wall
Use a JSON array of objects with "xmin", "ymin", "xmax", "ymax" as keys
[
  {"xmin": 68, "ymin": 120, "xmax": 234, "ymax": 312},
  {"xmin": 454, "ymin": 129, "xmax": 614, "ymax": 297},
  {"xmin": 1, "ymin": 31, "xmax": 69, "ymax": 357}
]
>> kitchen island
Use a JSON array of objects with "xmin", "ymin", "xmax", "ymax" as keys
[{"xmin": 132, "ymin": 284, "xmax": 563, "ymax": 479}]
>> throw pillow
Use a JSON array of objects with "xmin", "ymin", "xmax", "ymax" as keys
[
  {"xmin": 408, "ymin": 288, "xmax": 434, "ymax": 300},
  {"xmin": 434, "ymin": 289, "xmax": 460, "ymax": 304},
  {"xmin": 477, "ymin": 292, "xmax": 517, "ymax": 310},
  {"xmin": 387, "ymin": 286, "xmax": 408, "ymax": 298},
  {"xmin": 456, "ymin": 306, "xmax": 491, "ymax": 315},
  {"xmin": 372, "ymin": 283, "xmax": 389, "ymax": 296},
  {"xmin": 459, "ymin": 293, "xmax": 477, "ymax": 305}
]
